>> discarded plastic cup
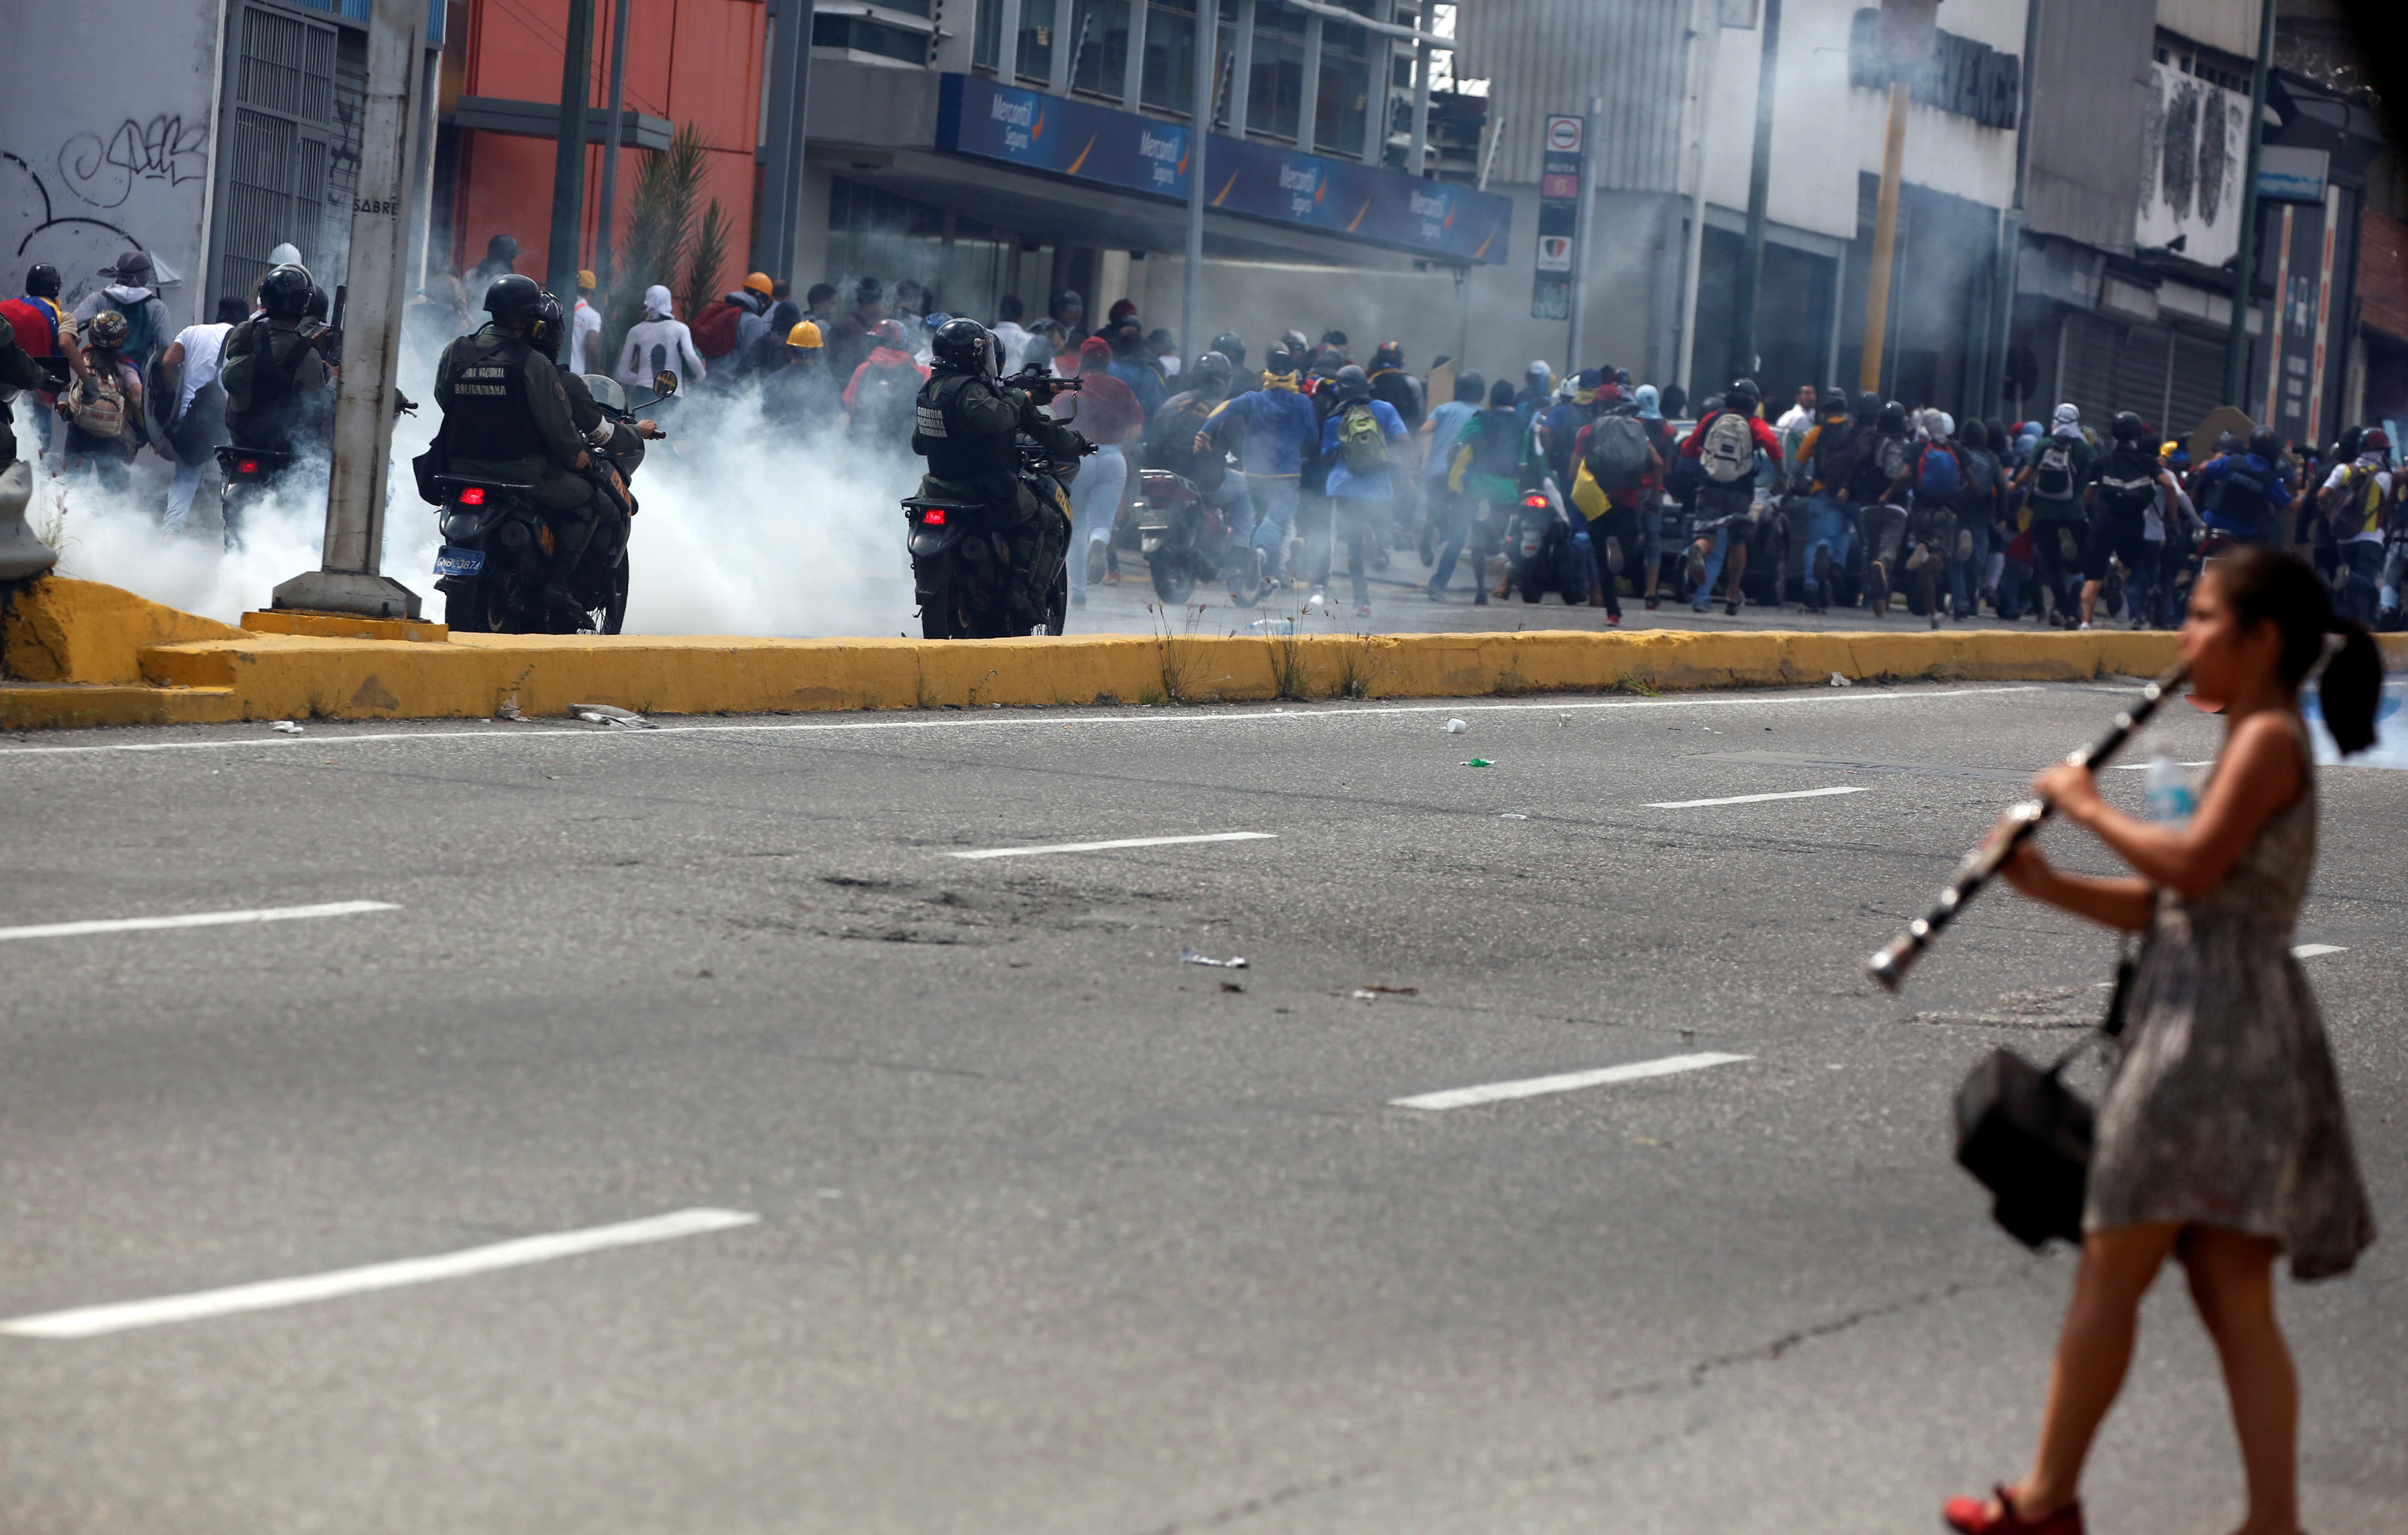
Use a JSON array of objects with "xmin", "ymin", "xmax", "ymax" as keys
[
  {"xmin": 270, "ymin": 720, "xmax": 304, "ymax": 735},
  {"xmin": 1179, "ymin": 947, "xmax": 1249, "ymax": 969},
  {"xmin": 1444, "ymin": 718, "xmax": 1468, "ymax": 734}
]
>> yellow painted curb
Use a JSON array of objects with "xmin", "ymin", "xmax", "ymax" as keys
[
  {"xmin": 125, "ymin": 625, "xmax": 2202, "ymax": 725},
  {"xmin": 241, "ymin": 610, "xmax": 451, "ymax": 643},
  {"xmin": 0, "ymin": 684, "xmax": 240, "ymax": 729},
  {"xmin": 6, "ymin": 579, "xmax": 2402, "ymax": 731},
  {"xmin": 2, "ymin": 576, "xmax": 243, "ymax": 685}
]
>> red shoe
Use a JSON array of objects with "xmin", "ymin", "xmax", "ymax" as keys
[{"xmin": 1942, "ymin": 1486, "xmax": 2083, "ymax": 1535}]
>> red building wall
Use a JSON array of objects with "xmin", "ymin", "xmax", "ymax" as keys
[{"xmin": 445, "ymin": 0, "xmax": 766, "ymax": 310}]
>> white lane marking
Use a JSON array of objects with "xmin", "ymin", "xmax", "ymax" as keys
[
  {"xmin": 2292, "ymin": 943, "xmax": 2346, "ymax": 959},
  {"xmin": 0, "ymin": 899, "xmax": 399, "ymax": 943},
  {"xmin": 950, "ymin": 831, "xmax": 1276, "ymax": 860},
  {"xmin": 1393, "ymin": 1051, "xmax": 1753, "ymax": 1111},
  {"xmin": 0, "ymin": 1208, "xmax": 760, "ymax": 1340},
  {"xmin": 2111, "ymin": 760, "xmax": 2213, "ymax": 771},
  {"xmin": 1644, "ymin": 785, "xmax": 1873, "ymax": 810},
  {"xmin": 0, "ymin": 687, "xmax": 2047, "ymax": 757}
]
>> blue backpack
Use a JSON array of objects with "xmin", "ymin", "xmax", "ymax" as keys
[{"xmin": 1915, "ymin": 442, "xmax": 1962, "ymax": 500}]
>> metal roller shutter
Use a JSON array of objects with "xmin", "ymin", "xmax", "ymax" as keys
[
  {"xmin": 2058, "ymin": 311, "xmax": 2119, "ymax": 428},
  {"xmin": 2165, "ymin": 332, "xmax": 2226, "ymax": 439}
]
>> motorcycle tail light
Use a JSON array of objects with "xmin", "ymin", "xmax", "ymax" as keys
[
  {"xmin": 460, "ymin": 486, "xmax": 486, "ymax": 505},
  {"xmin": 923, "ymin": 507, "xmax": 946, "ymax": 526},
  {"xmin": 236, "ymin": 457, "xmax": 260, "ymax": 474},
  {"xmin": 1523, "ymin": 493, "xmax": 1548, "ymax": 508}
]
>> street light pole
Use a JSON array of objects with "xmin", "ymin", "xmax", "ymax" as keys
[
  {"xmin": 2222, "ymin": 0, "xmax": 2278, "ymax": 409},
  {"xmin": 1184, "ymin": 10, "xmax": 1213, "ymax": 358},
  {"xmin": 1735, "ymin": 0, "xmax": 1781, "ymax": 382},
  {"xmin": 271, "ymin": 0, "xmax": 424, "ymax": 619},
  {"xmin": 593, "ymin": 0, "xmax": 633, "ymax": 297}
]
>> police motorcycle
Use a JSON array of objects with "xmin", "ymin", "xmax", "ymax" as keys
[
  {"xmin": 429, "ymin": 369, "xmax": 675, "ymax": 635},
  {"xmin": 1133, "ymin": 469, "xmax": 1262, "ymax": 607},
  {"xmin": 903, "ymin": 363, "xmax": 1084, "ymax": 639}
]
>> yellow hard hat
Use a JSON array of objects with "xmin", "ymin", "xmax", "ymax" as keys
[
  {"xmin": 576, "ymin": 269, "xmax": 596, "ymax": 291},
  {"xmin": 744, "ymin": 271, "xmax": 774, "ymax": 296},
  {"xmin": 786, "ymin": 320, "xmax": 824, "ymax": 348}
]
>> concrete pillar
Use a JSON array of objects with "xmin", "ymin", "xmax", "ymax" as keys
[
  {"xmin": 1229, "ymin": 0, "xmax": 1255, "ymax": 131},
  {"xmin": 997, "ymin": 0, "xmax": 1025, "ymax": 80},
  {"xmin": 1124, "ymin": 0, "xmax": 1149, "ymax": 106}
]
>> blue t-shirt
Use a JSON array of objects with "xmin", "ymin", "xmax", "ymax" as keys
[
  {"xmin": 1423, "ymin": 400, "xmax": 1476, "ymax": 481},
  {"xmin": 1320, "ymin": 398, "xmax": 1410, "ymax": 500}
]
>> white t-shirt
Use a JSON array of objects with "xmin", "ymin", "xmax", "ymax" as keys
[
  {"xmin": 569, "ymin": 298, "xmax": 603, "ymax": 374},
  {"xmin": 169, "ymin": 322, "xmax": 233, "ymax": 411},
  {"xmin": 2321, "ymin": 458, "xmax": 2391, "ymax": 545},
  {"xmin": 1774, "ymin": 402, "xmax": 1815, "ymax": 433}
]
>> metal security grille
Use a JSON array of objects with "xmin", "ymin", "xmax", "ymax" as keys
[{"xmin": 214, "ymin": 3, "xmax": 342, "ymax": 308}]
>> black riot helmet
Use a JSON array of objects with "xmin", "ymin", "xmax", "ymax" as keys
[
  {"xmin": 931, "ymin": 316, "xmax": 998, "ymax": 377},
  {"xmin": 1959, "ymin": 417, "xmax": 1989, "ymax": 451},
  {"xmin": 1333, "ymin": 363, "xmax": 1370, "ymax": 402},
  {"xmin": 2248, "ymin": 427, "xmax": 2283, "ymax": 461},
  {"xmin": 528, "ymin": 290, "xmax": 567, "ymax": 361},
  {"xmin": 1878, "ymin": 400, "xmax": 1909, "ymax": 434},
  {"xmin": 257, "ymin": 263, "xmax": 314, "ymax": 319},
  {"xmin": 1724, "ymin": 377, "xmax": 1761, "ymax": 417},
  {"xmin": 1853, "ymin": 389, "xmax": 1880, "ymax": 422},
  {"xmin": 482, "ymin": 272, "xmax": 544, "ymax": 328},
  {"xmin": 24, "ymin": 263, "xmax": 61, "ymax": 299},
  {"xmin": 1211, "ymin": 331, "xmax": 1247, "ymax": 370},
  {"xmin": 2111, "ymin": 410, "xmax": 2146, "ymax": 444},
  {"xmin": 1190, "ymin": 350, "xmax": 1234, "ymax": 399}
]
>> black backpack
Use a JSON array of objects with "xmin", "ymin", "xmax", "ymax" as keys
[
  {"xmin": 1582, "ymin": 413, "xmax": 1655, "ymax": 491},
  {"xmin": 1809, "ymin": 417, "xmax": 1865, "ymax": 489}
]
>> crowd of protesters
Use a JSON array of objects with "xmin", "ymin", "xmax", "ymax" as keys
[{"xmin": 21, "ymin": 230, "xmax": 2402, "ymax": 632}]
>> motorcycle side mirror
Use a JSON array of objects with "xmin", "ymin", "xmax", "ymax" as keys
[{"xmin": 652, "ymin": 369, "xmax": 679, "ymax": 398}]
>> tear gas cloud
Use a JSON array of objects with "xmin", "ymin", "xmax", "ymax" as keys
[{"xmin": 11, "ymin": 361, "xmax": 922, "ymax": 638}]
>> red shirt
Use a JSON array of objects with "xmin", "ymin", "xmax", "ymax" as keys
[
  {"xmin": 1678, "ymin": 409, "xmax": 1783, "ymax": 461},
  {"xmin": 1068, "ymin": 367, "xmax": 1143, "ymax": 441}
]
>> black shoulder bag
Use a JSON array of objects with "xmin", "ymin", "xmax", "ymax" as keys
[{"xmin": 1951, "ymin": 941, "xmax": 2135, "ymax": 1249}]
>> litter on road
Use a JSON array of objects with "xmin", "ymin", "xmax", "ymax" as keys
[
  {"xmin": 1179, "ymin": 948, "xmax": 1249, "ymax": 969},
  {"xmin": 1463, "ymin": 758, "xmax": 1493, "ymax": 767},
  {"xmin": 270, "ymin": 720, "xmax": 303, "ymax": 735},
  {"xmin": 1445, "ymin": 718, "xmax": 1468, "ymax": 733},
  {"xmin": 572, "ymin": 704, "xmax": 657, "ymax": 729}
]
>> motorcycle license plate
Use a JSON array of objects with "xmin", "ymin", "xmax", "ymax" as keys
[{"xmin": 433, "ymin": 545, "xmax": 485, "ymax": 577}]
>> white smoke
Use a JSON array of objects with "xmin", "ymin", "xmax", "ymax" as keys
[{"xmin": 11, "ymin": 367, "xmax": 921, "ymax": 638}]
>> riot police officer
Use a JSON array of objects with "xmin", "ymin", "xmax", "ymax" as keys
[
  {"xmin": 220, "ymin": 264, "xmax": 334, "ymax": 455},
  {"xmin": 432, "ymin": 275, "xmax": 605, "ymax": 624},
  {"xmin": 911, "ymin": 317, "xmax": 1088, "ymax": 626}
]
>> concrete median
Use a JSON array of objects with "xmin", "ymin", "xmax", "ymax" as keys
[{"xmin": 4, "ymin": 575, "xmax": 2402, "ymax": 731}]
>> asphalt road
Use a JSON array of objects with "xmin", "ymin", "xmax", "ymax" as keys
[{"xmin": 3, "ymin": 680, "xmax": 2401, "ymax": 1534}]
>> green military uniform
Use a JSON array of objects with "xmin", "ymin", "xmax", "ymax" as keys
[
  {"xmin": 434, "ymin": 323, "xmax": 600, "ymax": 568},
  {"xmin": 912, "ymin": 369, "xmax": 1088, "ymax": 620},
  {"xmin": 220, "ymin": 316, "xmax": 331, "ymax": 452}
]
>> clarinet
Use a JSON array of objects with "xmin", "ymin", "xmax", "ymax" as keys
[{"xmin": 1866, "ymin": 661, "xmax": 2190, "ymax": 991}]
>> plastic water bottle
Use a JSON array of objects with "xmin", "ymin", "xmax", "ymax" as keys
[{"xmin": 2144, "ymin": 751, "xmax": 2197, "ymax": 827}]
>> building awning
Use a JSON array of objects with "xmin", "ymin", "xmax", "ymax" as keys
[
  {"xmin": 932, "ymin": 74, "xmax": 1512, "ymax": 267},
  {"xmin": 447, "ymin": 99, "xmax": 672, "ymax": 152}
]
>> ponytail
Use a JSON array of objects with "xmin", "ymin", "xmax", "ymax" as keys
[
  {"xmin": 2320, "ymin": 619, "xmax": 2383, "ymax": 756},
  {"xmin": 2213, "ymin": 545, "xmax": 2388, "ymax": 755}
]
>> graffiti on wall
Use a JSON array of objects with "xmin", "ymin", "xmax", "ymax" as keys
[
  {"xmin": 3, "ymin": 115, "xmax": 209, "ymax": 320},
  {"xmin": 58, "ymin": 116, "xmax": 211, "ymax": 210}
]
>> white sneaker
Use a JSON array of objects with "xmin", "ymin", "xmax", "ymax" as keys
[{"xmin": 2076, "ymin": 621, "xmax": 2092, "ymax": 631}]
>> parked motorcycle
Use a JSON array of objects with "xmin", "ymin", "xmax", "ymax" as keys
[
  {"xmin": 1135, "ymin": 468, "xmax": 1263, "ymax": 607},
  {"xmin": 905, "ymin": 436, "xmax": 1077, "ymax": 638},
  {"xmin": 428, "ymin": 371, "xmax": 672, "ymax": 634}
]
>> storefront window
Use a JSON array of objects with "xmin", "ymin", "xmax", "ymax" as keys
[
  {"xmin": 1068, "ymin": 0, "xmax": 1130, "ymax": 98},
  {"xmin": 812, "ymin": 14, "xmax": 927, "ymax": 63},
  {"xmin": 825, "ymin": 178, "xmax": 1015, "ymax": 323},
  {"xmin": 1314, "ymin": 4, "xmax": 1370, "ymax": 155},
  {"xmin": 1140, "ymin": 0, "xmax": 1197, "ymax": 116},
  {"xmin": 1248, "ymin": 3, "xmax": 1305, "ymax": 141}
]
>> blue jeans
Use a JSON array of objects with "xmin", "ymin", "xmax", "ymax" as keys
[
  {"xmin": 1948, "ymin": 520, "xmax": 1990, "ymax": 614},
  {"xmin": 1692, "ymin": 526, "xmax": 1734, "ymax": 608},
  {"xmin": 1247, "ymin": 474, "xmax": 1300, "ymax": 581},
  {"xmin": 2381, "ymin": 541, "xmax": 2408, "ymax": 618},
  {"xmin": 166, "ymin": 455, "xmax": 213, "ymax": 533},
  {"xmin": 1201, "ymin": 473, "xmax": 1255, "ymax": 546},
  {"xmin": 1802, "ymin": 493, "xmax": 1854, "ymax": 602},
  {"xmin": 1069, "ymin": 442, "xmax": 1126, "ymax": 599}
]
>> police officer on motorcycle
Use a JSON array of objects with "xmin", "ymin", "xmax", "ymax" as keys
[
  {"xmin": 433, "ymin": 275, "xmax": 607, "ymax": 625},
  {"xmin": 911, "ymin": 317, "xmax": 1089, "ymax": 625},
  {"xmin": 221, "ymin": 264, "xmax": 334, "ymax": 455}
]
